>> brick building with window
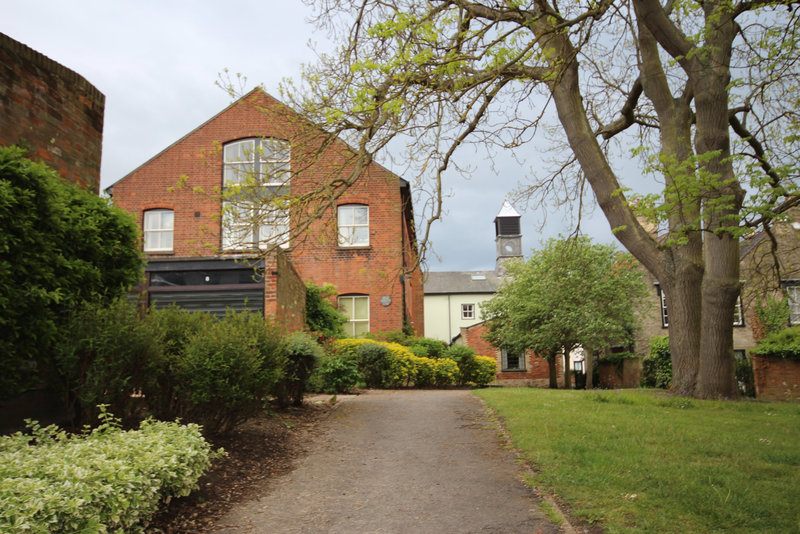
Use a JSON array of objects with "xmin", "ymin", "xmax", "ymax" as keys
[{"xmin": 106, "ymin": 89, "xmax": 423, "ymax": 335}]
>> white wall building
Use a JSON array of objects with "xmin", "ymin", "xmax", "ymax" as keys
[{"xmin": 423, "ymin": 200, "xmax": 523, "ymax": 343}]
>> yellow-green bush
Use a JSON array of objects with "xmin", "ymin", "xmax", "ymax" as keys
[
  {"xmin": 409, "ymin": 355, "xmax": 436, "ymax": 387},
  {"xmin": 332, "ymin": 339, "xmax": 455, "ymax": 388},
  {"xmin": 432, "ymin": 358, "xmax": 459, "ymax": 387},
  {"xmin": 471, "ymin": 355, "xmax": 498, "ymax": 387}
]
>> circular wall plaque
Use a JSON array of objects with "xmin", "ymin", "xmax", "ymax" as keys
[{"xmin": 380, "ymin": 295, "xmax": 392, "ymax": 306}]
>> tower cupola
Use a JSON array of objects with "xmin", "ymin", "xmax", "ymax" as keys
[{"xmin": 494, "ymin": 199, "xmax": 523, "ymax": 274}]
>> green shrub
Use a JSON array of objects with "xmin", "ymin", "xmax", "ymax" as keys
[
  {"xmin": 275, "ymin": 332, "xmax": 324, "ymax": 407},
  {"xmin": 0, "ymin": 409, "xmax": 219, "ymax": 533},
  {"xmin": 140, "ymin": 305, "xmax": 212, "ymax": 421},
  {"xmin": 0, "ymin": 146, "xmax": 142, "ymax": 400},
  {"xmin": 50, "ymin": 298, "xmax": 159, "ymax": 426},
  {"xmin": 312, "ymin": 352, "xmax": 362, "ymax": 393},
  {"xmin": 734, "ymin": 352, "xmax": 756, "ymax": 398},
  {"xmin": 409, "ymin": 337, "xmax": 448, "ymax": 359},
  {"xmin": 442, "ymin": 345, "xmax": 496, "ymax": 386},
  {"xmin": 174, "ymin": 311, "xmax": 286, "ymax": 434},
  {"xmin": 751, "ymin": 326, "xmax": 800, "ymax": 360},
  {"xmin": 756, "ymin": 297, "xmax": 790, "ymax": 338},
  {"xmin": 305, "ymin": 282, "xmax": 347, "ymax": 339},
  {"xmin": 369, "ymin": 330, "xmax": 413, "ymax": 345},
  {"xmin": 444, "ymin": 345, "xmax": 480, "ymax": 385},
  {"xmin": 642, "ymin": 336, "xmax": 672, "ymax": 389},
  {"xmin": 432, "ymin": 358, "xmax": 459, "ymax": 387},
  {"xmin": 356, "ymin": 342, "xmax": 394, "ymax": 388}
]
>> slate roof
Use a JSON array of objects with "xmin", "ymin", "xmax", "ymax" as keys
[{"xmin": 424, "ymin": 270, "xmax": 502, "ymax": 294}]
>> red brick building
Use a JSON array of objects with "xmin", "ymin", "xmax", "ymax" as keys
[
  {"xmin": 106, "ymin": 89, "xmax": 423, "ymax": 335},
  {"xmin": 456, "ymin": 322, "xmax": 563, "ymax": 387},
  {"xmin": 0, "ymin": 32, "xmax": 105, "ymax": 190}
]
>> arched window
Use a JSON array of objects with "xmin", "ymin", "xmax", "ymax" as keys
[
  {"xmin": 337, "ymin": 204, "xmax": 369, "ymax": 247},
  {"xmin": 143, "ymin": 209, "xmax": 174, "ymax": 252},
  {"xmin": 221, "ymin": 138, "xmax": 290, "ymax": 250}
]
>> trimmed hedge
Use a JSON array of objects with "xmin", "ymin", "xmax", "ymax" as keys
[
  {"xmin": 751, "ymin": 326, "xmax": 800, "ymax": 360},
  {"xmin": 312, "ymin": 338, "xmax": 499, "ymax": 392},
  {"xmin": 0, "ymin": 410, "xmax": 220, "ymax": 533}
]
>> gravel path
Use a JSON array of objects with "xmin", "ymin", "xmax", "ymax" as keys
[{"xmin": 210, "ymin": 389, "xmax": 564, "ymax": 534}]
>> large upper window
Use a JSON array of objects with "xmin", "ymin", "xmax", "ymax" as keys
[
  {"xmin": 338, "ymin": 204, "xmax": 369, "ymax": 247},
  {"xmin": 338, "ymin": 295, "xmax": 369, "ymax": 336},
  {"xmin": 143, "ymin": 209, "xmax": 174, "ymax": 253},
  {"xmin": 221, "ymin": 138, "xmax": 290, "ymax": 250}
]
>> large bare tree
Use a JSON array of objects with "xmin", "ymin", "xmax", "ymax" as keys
[{"xmin": 283, "ymin": 0, "xmax": 800, "ymax": 398}]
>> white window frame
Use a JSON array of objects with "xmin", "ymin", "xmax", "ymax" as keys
[
  {"xmin": 786, "ymin": 283, "xmax": 800, "ymax": 325},
  {"xmin": 501, "ymin": 349, "xmax": 525, "ymax": 371},
  {"xmin": 733, "ymin": 296, "xmax": 744, "ymax": 327},
  {"xmin": 337, "ymin": 204, "xmax": 369, "ymax": 247},
  {"xmin": 143, "ymin": 209, "xmax": 174, "ymax": 253},
  {"xmin": 338, "ymin": 295, "xmax": 370, "ymax": 337},
  {"xmin": 659, "ymin": 287, "xmax": 669, "ymax": 328},
  {"xmin": 221, "ymin": 138, "xmax": 290, "ymax": 251},
  {"xmin": 461, "ymin": 303, "xmax": 475, "ymax": 320},
  {"xmin": 659, "ymin": 285, "xmax": 744, "ymax": 327}
]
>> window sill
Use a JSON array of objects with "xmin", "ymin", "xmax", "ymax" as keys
[
  {"xmin": 337, "ymin": 245, "xmax": 371, "ymax": 251},
  {"xmin": 501, "ymin": 369, "xmax": 527, "ymax": 373},
  {"xmin": 145, "ymin": 251, "xmax": 174, "ymax": 256}
]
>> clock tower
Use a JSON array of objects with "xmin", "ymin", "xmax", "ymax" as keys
[{"xmin": 495, "ymin": 199, "xmax": 523, "ymax": 275}]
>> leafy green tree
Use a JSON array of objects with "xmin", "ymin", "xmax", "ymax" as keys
[
  {"xmin": 0, "ymin": 146, "xmax": 142, "ymax": 398},
  {"xmin": 287, "ymin": 1, "xmax": 800, "ymax": 398},
  {"xmin": 482, "ymin": 237, "xmax": 646, "ymax": 389},
  {"xmin": 305, "ymin": 282, "xmax": 347, "ymax": 339}
]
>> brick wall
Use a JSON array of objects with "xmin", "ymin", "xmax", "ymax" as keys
[
  {"xmin": 0, "ymin": 32, "xmax": 104, "ymax": 190},
  {"xmin": 459, "ymin": 322, "xmax": 563, "ymax": 387},
  {"xmin": 598, "ymin": 358, "xmax": 643, "ymax": 389},
  {"xmin": 752, "ymin": 355, "xmax": 800, "ymax": 401},
  {"xmin": 109, "ymin": 89, "xmax": 421, "ymax": 333},
  {"xmin": 271, "ymin": 249, "xmax": 306, "ymax": 333}
]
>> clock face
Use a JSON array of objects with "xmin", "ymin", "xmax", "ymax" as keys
[{"xmin": 500, "ymin": 237, "xmax": 521, "ymax": 256}]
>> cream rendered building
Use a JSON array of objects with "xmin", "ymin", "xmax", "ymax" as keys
[{"xmin": 424, "ymin": 200, "xmax": 522, "ymax": 343}]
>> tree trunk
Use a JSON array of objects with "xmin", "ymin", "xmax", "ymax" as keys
[
  {"xmin": 584, "ymin": 346, "xmax": 593, "ymax": 389},
  {"xmin": 689, "ymin": 4, "xmax": 742, "ymax": 398},
  {"xmin": 562, "ymin": 347, "xmax": 572, "ymax": 389},
  {"xmin": 548, "ymin": 350, "xmax": 558, "ymax": 389},
  {"xmin": 534, "ymin": 1, "xmax": 744, "ymax": 398},
  {"xmin": 662, "ymin": 251, "xmax": 703, "ymax": 395}
]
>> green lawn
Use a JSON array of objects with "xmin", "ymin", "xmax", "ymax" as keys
[{"xmin": 474, "ymin": 388, "xmax": 800, "ymax": 534}]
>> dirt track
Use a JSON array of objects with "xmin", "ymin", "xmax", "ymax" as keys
[{"xmin": 210, "ymin": 389, "xmax": 564, "ymax": 534}]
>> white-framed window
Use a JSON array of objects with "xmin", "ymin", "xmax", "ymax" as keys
[
  {"xmin": 733, "ymin": 296, "xmax": 744, "ymax": 327},
  {"xmin": 338, "ymin": 295, "xmax": 369, "ymax": 336},
  {"xmin": 221, "ymin": 138, "xmax": 290, "ymax": 250},
  {"xmin": 659, "ymin": 287, "xmax": 669, "ymax": 328},
  {"xmin": 659, "ymin": 285, "xmax": 744, "ymax": 327},
  {"xmin": 338, "ymin": 204, "xmax": 369, "ymax": 247},
  {"xmin": 461, "ymin": 303, "xmax": 475, "ymax": 320},
  {"xmin": 786, "ymin": 283, "xmax": 800, "ymax": 325},
  {"xmin": 501, "ymin": 349, "xmax": 525, "ymax": 371},
  {"xmin": 143, "ymin": 209, "xmax": 174, "ymax": 252}
]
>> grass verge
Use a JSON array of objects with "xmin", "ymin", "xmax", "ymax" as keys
[{"xmin": 474, "ymin": 388, "xmax": 800, "ymax": 534}]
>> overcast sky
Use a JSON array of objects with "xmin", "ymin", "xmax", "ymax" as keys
[{"xmin": 5, "ymin": 1, "xmax": 621, "ymax": 272}]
